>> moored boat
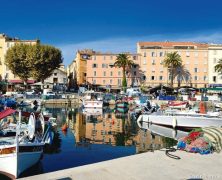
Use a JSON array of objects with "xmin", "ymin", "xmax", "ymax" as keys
[
  {"xmin": 137, "ymin": 110, "xmax": 222, "ymax": 130},
  {"xmin": 82, "ymin": 91, "xmax": 103, "ymax": 108},
  {"xmin": 168, "ymin": 101, "xmax": 188, "ymax": 109},
  {"xmin": 0, "ymin": 110, "xmax": 52, "ymax": 178}
]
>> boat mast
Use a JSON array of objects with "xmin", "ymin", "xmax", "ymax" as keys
[{"xmin": 15, "ymin": 110, "xmax": 21, "ymax": 178}]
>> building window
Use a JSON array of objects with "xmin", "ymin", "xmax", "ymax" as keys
[
  {"xmin": 186, "ymin": 51, "xmax": 190, "ymax": 57},
  {"xmin": 152, "ymin": 59, "xmax": 155, "ymax": 65},
  {"xmin": 194, "ymin": 76, "xmax": 198, "ymax": 81},
  {"xmin": 194, "ymin": 52, "xmax": 198, "ymax": 57},
  {"xmin": 194, "ymin": 68, "xmax": 198, "ymax": 73},
  {"xmin": 133, "ymin": 56, "xmax": 137, "ymax": 60},
  {"xmin": 54, "ymin": 73, "xmax": 57, "ymax": 76},
  {"xmin": 144, "ymin": 52, "xmax": 146, "ymax": 57},
  {"xmin": 204, "ymin": 76, "xmax": 207, "ymax": 81},
  {"xmin": 110, "ymin": 56, "xmax": 113, "ymax": 60},
  {"xmin": 159, "ymin": 52, "xmax": 163, "ymax": 57},
  {"xmin": 134, "ymin": 71, "xmax": 137, "ymax": 76},
  {"xmin": 142, "ymin": 75, "xmax": 146, "ymax": 81},
  {"xmin": 118, "ymin": 79, "xmax": 121, "ymax": 85},
  {"xmin": 143, "ymin": 59, "xmax": 146, "ymax": 65},
  {"xmin": 159, "ymin": 76, "xmax": 163, "ymax": 81},
  {"xmin": 151, "ymin": 52, "xmax": 155, "ymax": 57},
  {"xmin": 213, "ymin": 76, "xmax": 217, "ymax": 82},
  {"xmin": 160, "ymin": 60, "xmax": 163, "ymax": 65},
  {"xmin": 103, "ymin": 80, "xmax": 106, "ymax": 84},
  {"xmin": 93, "ymin": 80, "xmax": 96, "ymax": 84},
  {"xmin": 102, "ymin": 64, "xmax": 106, "ymax": 68},
  {"xmin": 151, "ymin": 76, "xmax": 155, "ymax": 80},
  {"xmin": 92, "ymin": 64, "xmax": 97, "ymax": 68},
  {"xmin": 204, "ymin": 68, "xmax": 207, "ymax": 73},
  {"xmin": 94, "ymin": 71, "xmax": 96, "ymax": 76},
  {"xmin": 118, "ymin": 71, "xmax": 121, "ymax": 76},
  {"xmin": 103, "ymin": 56, "xmax": 106, "ymax": 60},
  {"xmin": 93, "ymin": 56, "xmax": 96, "ymax": 60},
  {"xmin": 103, "ymin": 71, "xmax": 106, "ymax": 76},
  {"xmin": 110, "ymin": 79, "xmax": 112, "ymax": 84},
  {"xmin": 133, "ymin": 65, "xmax": 137, "ymax": 68},
  {"xmin": 110, "ymin": 71, "xmax": 113, "ymax": 76}
]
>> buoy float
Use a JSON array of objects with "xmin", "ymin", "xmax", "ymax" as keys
[{"xmin": 61, "ymin": 123, "xmax": 68, "ymax": 131}]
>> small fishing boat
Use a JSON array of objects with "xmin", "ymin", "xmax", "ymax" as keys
[
  {"xmin": 168, "ymin": 101, "xmax": 188, "ymax": 109},
  {"xmin": 0, "ymin": 111, "xmax": 52, "ymax": 178},
  {"xmin": 137, "ymin": 110, "xmax": 222, "ymax": 130},
  {"xmin": 82, "ymin": 91, "xmax": 103, "ymax": 108}
]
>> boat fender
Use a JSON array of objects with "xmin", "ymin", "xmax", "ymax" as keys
[{"xmin": 172, "ymin": 117, "xmax": 177, "ymax": 129}]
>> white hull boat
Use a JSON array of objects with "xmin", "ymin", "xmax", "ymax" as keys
[
  {"xmin": 137, "ymin": 112, "xmax": 222, "ymax": 130},
  {"xmin": 82, "ymin": 91, "xmax": 103, "ymax": 108},
  {"xmin": 0, "ymin": 143, "xmax": 44, "ymax": 178},
  {"xmin": 0, "ymin": 110, "xmax": 52, "ymax": 178}
]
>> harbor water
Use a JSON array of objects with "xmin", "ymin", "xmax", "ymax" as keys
[{"xmin": 0, "ymin": 105, "xmax": 177, "ymax": 179}]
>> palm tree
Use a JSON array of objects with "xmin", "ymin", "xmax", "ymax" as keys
[
  {"xmin": 114, "ymin": 53, "xmax": 134, "ymax": 91},
  {"xmin": 163, "ymin": 52, "xmax": 182, "ymax": 88},
  {"xmin": 215, "ymin": 59, "xmax": 222, "ymax": 73},
  {"xmin": 173, "ymin": 65, "xmax": 191, "ymax": 87}
]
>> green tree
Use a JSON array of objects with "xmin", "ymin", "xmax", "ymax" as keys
[
  {"xmin": 5, "ymin": 43, "xmax": 63, "ymax": 89},
  {"xmin": 215, "ymin": 59, "xmax": 222, "ymax": 73},
  {"xmin": 173, "ymin": 65, "xmax": 191, "ymax": 87},
  {"xmin": 5, "ymin": 44, "xmax": 32, "ymax": 85},
  {"xmin": 163, "ymin": 52, "xmax": 182, "ymax": 88},
  {"xmin": 114, "ymin": 54, "xmax": 134, "ymax": 92},
  {"xmin": 30, "ymin": 44, "xmax": 62, "ymax": 83}
]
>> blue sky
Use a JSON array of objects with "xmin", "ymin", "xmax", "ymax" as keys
[{"xmin": 1, "ymin": 0, "xmax": 222, "ymax": 66}]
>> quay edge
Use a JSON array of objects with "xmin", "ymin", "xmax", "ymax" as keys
[{"xmin": 19, "ymin": 150, "xmax": 222, "ymax": 180}]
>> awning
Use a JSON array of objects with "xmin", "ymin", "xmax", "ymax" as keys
[
  {"xmin": 0, "ymin": 108, "xmax": 17, "ymax": 120},
  {"xmin": 8, "ymin": 80, "xmax": 36, "ymax": 84}
]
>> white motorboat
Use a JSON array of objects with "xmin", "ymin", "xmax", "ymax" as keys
[
  {"xmin": 0, "ymin": 111, "xmax": 51, "ymax": 178},
  {"xmin": 137, "ymin": 110, "xmax": 222, "ymax": 130},
  {"xmin": 82, "ymin": 91, "xmax": 103, "ymax": 108}
]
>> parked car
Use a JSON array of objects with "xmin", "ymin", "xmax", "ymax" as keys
[{"xmin": 46, "ymin": 91, "xmax": 56, "ymax": 96}]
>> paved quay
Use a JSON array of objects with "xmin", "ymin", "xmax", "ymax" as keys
[{"xmin": 20, "ymin": 149, "xmax": 222, "ymax": 180}]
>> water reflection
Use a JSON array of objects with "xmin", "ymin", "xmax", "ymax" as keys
[{"xmin": 16, "ymin": 104, "xmax": 178, "ymax": 178}]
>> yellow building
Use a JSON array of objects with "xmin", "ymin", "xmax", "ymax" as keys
[
  {"xmin": 137, "ymin": 42, "xmax": 209, "ymax": 88},
  {"xmin": 0, "ymin": 33, "xmax": 38, "ymax": 90},
  {"xmin": 74, "ymin": 49, "xmax": 94, "ymax": 85}
]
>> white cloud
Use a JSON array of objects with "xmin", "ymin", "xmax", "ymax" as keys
[{"xmin": 57, "ymin": 31, "xmax": 222, "ymax": 66}]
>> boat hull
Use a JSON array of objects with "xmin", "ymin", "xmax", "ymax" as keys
[
  {"xmin": 138, "ymin": 114, "xmax": 222, "ymax": 129},
  {"xmin": 0, "ymin": 145, "xmax": 43, "ymax": 178}
]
